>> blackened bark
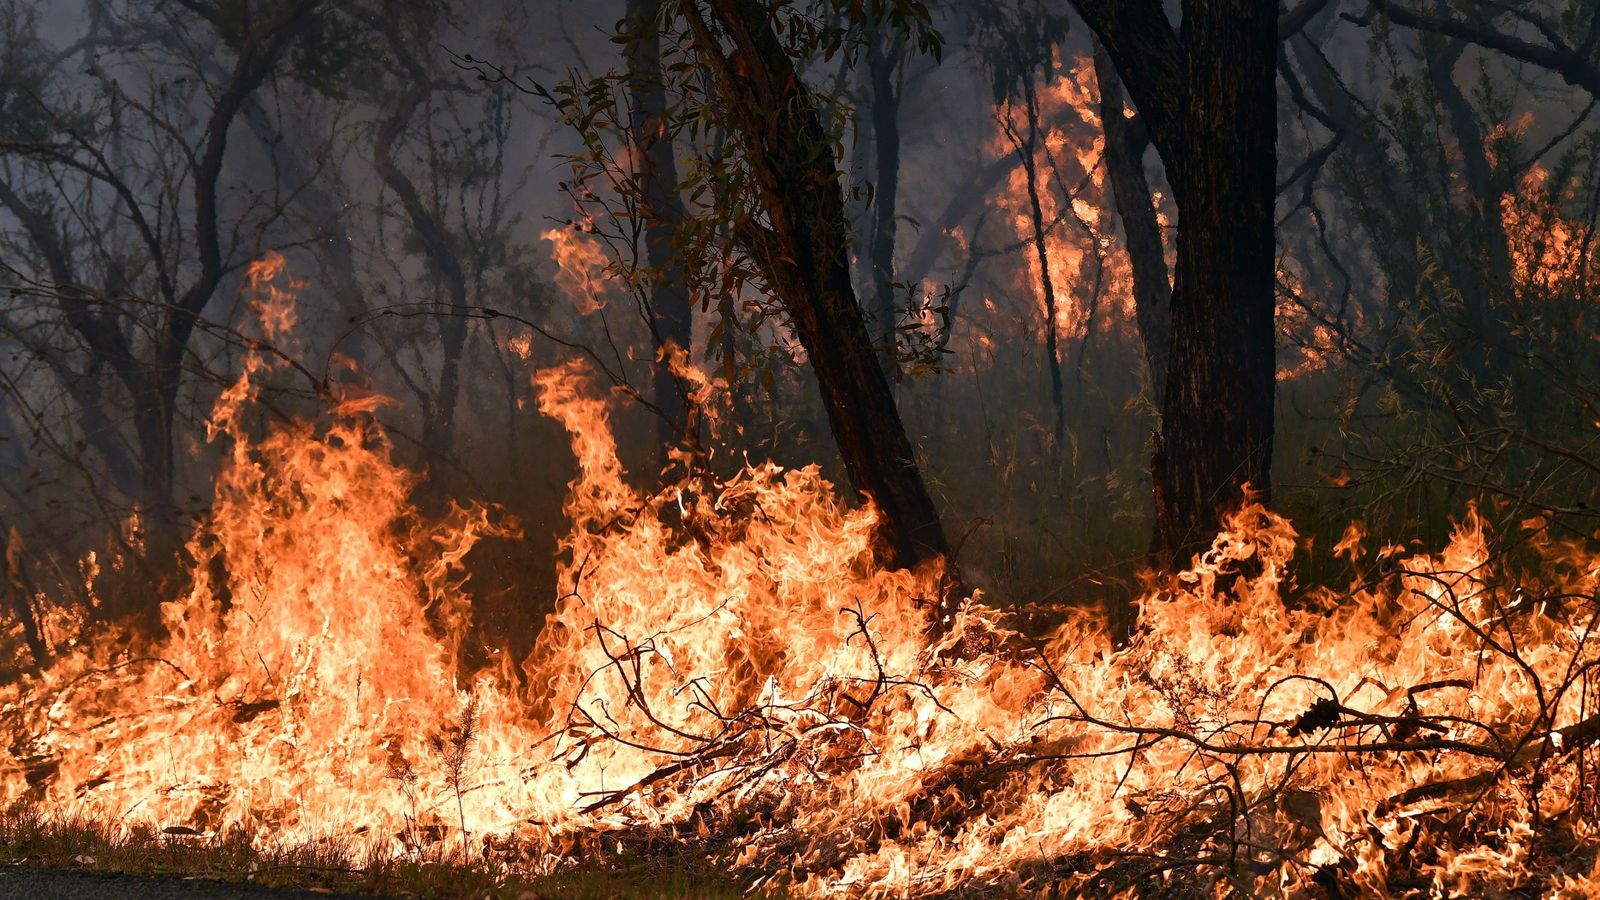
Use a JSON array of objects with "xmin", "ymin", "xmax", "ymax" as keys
[
  {"xmin": 678, "ymin": 0, "xmax": 954, "ymax": 592},
  {"xmin": 1093, "ymin": 41, "xmax": 1170, "ymax": 399},
  {"xmin": 1072, "ymin": 0, "xmax": 1278, "ymax": 566},
  {"xmin": 625, "ymin": 0, "xmax": 696, "ymax": 466}
]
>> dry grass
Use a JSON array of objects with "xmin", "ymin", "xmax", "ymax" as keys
[{"xmin": 0, "ymin": 803, "xmax": 758, "ymax": 898}]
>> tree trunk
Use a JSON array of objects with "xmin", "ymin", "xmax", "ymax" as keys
[
  {"xmin": 1016, "ymin": 75, "xmax": 1065, "ymax": 440},
  {"xmin": 1422, "ymin": 35, "xmax": 1514, "ymax": 383},
  {"xmin": 1093, "ymin": 40, "xmax": 1170, "ymax": 399},
  {"xmin": 371, "ymin": 8, "xmax": 469, "ymax": 464},
  {"xmin": 625, "ymin": 0, "xmax": 696, "ymax": 467},
  {"xmin": 1154, "ymin": 0, "xmax": 1278, "ymax": 564},
  {"xmin": 1, "ymin": 521, "xmax": 48, "ymax": 666},
  {"xmin": 679, "ymin": 0, "xmax": 954, "ymax": 591},
  {"xmin": 1074, "ymin": 0, "xmax": 1279, "ymax": 566}
]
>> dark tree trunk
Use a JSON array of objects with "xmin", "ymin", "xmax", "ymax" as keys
[
  {"xmin": 679, "ymin": 0, "xmax": 955, "ymax": 593},
  {"xmin": 1, "ymin": 522, "xmax": 48, "ymax": 666},
  {"xmin": 1093, "ymin": 40, "xmax": 1170, "ymax": 399},
  {"xmin": 1422, "ymin": 35, "xmax": 1514, "ymax": 382},
  {"xmin": 1014, "ymin": 75, "xmax": 1065, "ymax": 440},
  {"xmin": 135, "ymin": 389, "xmax": 180, "ymax": 559},
  {"xmin": 1156, "ymin": 0, "xmax": 1278, "ymax": 563},
  {"xmin": 625, "ymin": 0, "xmax": 696, "ymax": 466},
  {"xmin": 1073, "ymin": 0, "xmax": 1278, "ymax": 566}
]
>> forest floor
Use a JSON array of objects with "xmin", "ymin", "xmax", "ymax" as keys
[{"xmin": 0, "ymin": 807, "xmax": 755, "ymax": 899}]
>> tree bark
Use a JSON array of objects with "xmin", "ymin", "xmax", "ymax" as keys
[
  {"xmin": 625, "ymin": 0, "xmax": 696, "ymax": 467},
  {"xmin": 1072, "ymin": 0, "xmax": 1278, "ymax": 566},
  {"xmin": 1093, "ymin": 40, "xmax": 1170, "ymax": 399},
  {"xmin": 677, "ymin": 0, "xmax": 954, "ymax": 592}
]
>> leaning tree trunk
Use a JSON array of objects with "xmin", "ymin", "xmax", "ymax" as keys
[
  {"xmin": 1074, "ymin": 0, "xmax": 1278, "ymax": 567},
  {"xmin": 625, "ymin": 0, "xmax": 696, "ymax": 467},
  {"xmin": 678, "ymin": 0, "xmax": 955, "ymax": 594}
]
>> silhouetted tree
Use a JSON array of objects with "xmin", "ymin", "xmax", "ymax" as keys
[
  {"xmin": 1070, "ymin": 0, "xmax": 1279, "ymax": 565},
  {"xmin": 673, "ymin": 0, "xmax": 954, "ymax": 580}
]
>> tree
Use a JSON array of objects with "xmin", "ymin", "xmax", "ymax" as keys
[
  {"xmin": 0, "ymin": 0, "xmax": 322, "ymax": 585},
  {"xmin": 1069, "ymin": 0, "xmax": 1279, "ymax": 565},
  {"xmin": 505, "ymin": 0, "xmax": 959, "ymax": 599},
  {"xmin": 671, "ymin": 0, "xmax": 955, "ymax": 582},
  {"xmin": 1092, "ymin": 39, "xmax": 1168, "ymax": 400},
  {"xmin": 1350, "ymin": 1, "xmax": 1600, "ymax": 98},
  {"xmin": 623, "ymin": 0, "xmax": 696, "ymax": 467},
  {"xmin": 863, "ymin": 24, "xmax": 904, "ymax": 372},
  {"xmin": 971, "ymin": 1, "xmax": 1073, "ymax": 440}
]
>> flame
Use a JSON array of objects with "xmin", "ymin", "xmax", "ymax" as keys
[
  {"xmin": 542, "ymin": 226, "xmax": 610, "ymax": 314},
  {"xmin": 244, "ymin": 251, "xmax": 301, "ymax": 343},
  {"xmin": 988, "ymin": 54, "xmax": 1138, "ymax": 345},
  {"xmin": 3, "ymin": 266, "xmax": 1600, "ymax": 895},
  {"xmin": 1502, "ymin": 162, "xmax": 1598, "ymax": 296}
]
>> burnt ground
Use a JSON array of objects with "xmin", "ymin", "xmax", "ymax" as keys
[{"xmin": 0, "ymin": 865, "xmax": 385, "ymax": 899}]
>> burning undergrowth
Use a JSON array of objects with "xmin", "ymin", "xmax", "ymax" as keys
[{"xmin": 2, "ymin": 318, "xmax": 1600, "ymax": 897}]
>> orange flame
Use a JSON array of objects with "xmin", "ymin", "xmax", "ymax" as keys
[
  {"xmin": 244, "ymin": 251, "xmax": 301, "ymax": 343},
  {"xmin": 542, "ymin": 226, "xmax": 610, "ymax": 314}
]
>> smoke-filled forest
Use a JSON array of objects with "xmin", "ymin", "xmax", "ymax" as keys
[{"xmin": 0, "ymin": 0, "xmax": 1598, "ymax": 896}]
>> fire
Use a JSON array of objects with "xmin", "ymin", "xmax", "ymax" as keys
[
  {"xmin": 1502, "ymin": 162, "xmax": 1598, "ymax": 297},
  {"xmin": 542, "ymin": 225, "xmax": 611, "ymax": 314},
  {"xmin": 989, "ymin": 54, "xmax": 1138, "ymax": 344},
  {"xmin": 3, "ymin": 272, "xmax": 1600, "ymax": 894},
  {"xmin": 244, "ymin": 251, "xmax": 301, "ymax": 343}
]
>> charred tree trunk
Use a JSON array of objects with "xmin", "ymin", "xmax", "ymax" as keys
[
  {"xmin": 1012, "ymin": 75, "xmax": 1066, "ymax": 440},
  {"xmin": 1093, "ymin": 41, "xmax": 1170, "ymax": 399},
  {"xmin": 678, "ymin": 0, "xmax": 955, "ymax": 594},
  {"xmin": 625, "ymin": 0, "xmax": 696, "ymax": 467},
  {"xmin": 1074, "ymin": 0, "xmax": 1278, "ymax": 567}
]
